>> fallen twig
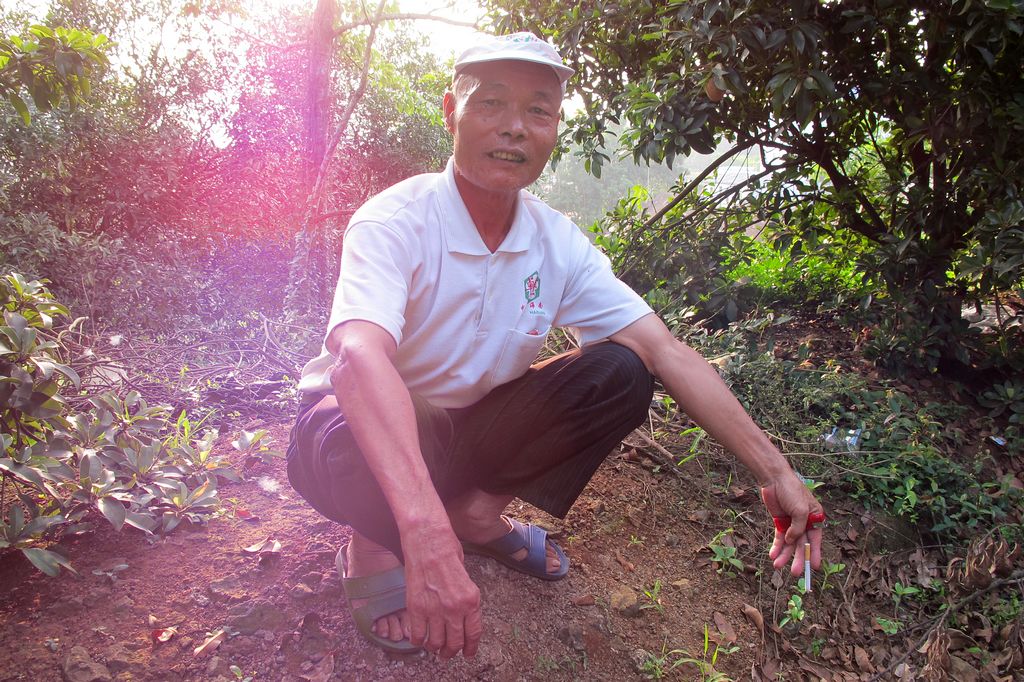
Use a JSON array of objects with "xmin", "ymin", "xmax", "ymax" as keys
[{"xmin": 629, "ymin": 429, "xmax": 686, "ymax": 479}]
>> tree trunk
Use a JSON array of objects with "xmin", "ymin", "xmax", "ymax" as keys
[
  {"xmin": 284, "ymin": 0, "xmax": 339, "ymax": 321},
  {"xmin": 303, "ymin": 0, "xmax": 338, "ymax": 194},
  {"xmin": 284, "ymin": 0, "xmax": 387, "ymax": 321}
]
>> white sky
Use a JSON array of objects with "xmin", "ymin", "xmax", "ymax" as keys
[{"xmin": 394, "ymin": 0, "xmax": 488, "ymax": 60}]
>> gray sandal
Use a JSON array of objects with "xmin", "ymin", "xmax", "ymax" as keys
[
  {"xmin": 336, "ymin": 544, "xmax": 421, "ymax": 654},
  {"xmin": 461, "ymin": 516, "xmax": 569, "ymax": 581}
]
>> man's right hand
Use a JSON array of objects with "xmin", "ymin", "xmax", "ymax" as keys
[
  {"xmin": 330, "ymin": 321, "xmax": 482, "ymax": 658},
  {"xmin": 401, "ymin": 523, "xmax": 482, "ymax": 659}
]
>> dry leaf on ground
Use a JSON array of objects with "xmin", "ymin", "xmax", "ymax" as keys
[
  {"xmin": 193, "ymin": 629, "xmax": 226, "ymax": 656},
  {"xmin": 242, "ymin": 537, "xmax": 282, "ymax": 554},
  {"xmin": 854, "ymin": 645, "xmax": 875, "ymax": 673},
  {"xmin": 742, "ymin": 603, "xmax": 765, "ymax": 637},
  {"xmin": 713, "ymin": 611, "xmax": 737, "ymax": 644},
  {"xmin": 151, "ymin": 627, "xmax": 177, "ymax": 643}
]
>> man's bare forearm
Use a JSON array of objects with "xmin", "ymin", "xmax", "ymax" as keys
[
  {"xmin": 328, "ymin": 322, "xmax": 451, "ymax": 536},
  {"xmin": 612, "ymin": 314, "xmax": 792, "ymax": 484},
  {"xmin": 650, "ymin": 341, "xmax": 792, "ymax": 485},
  {"xmin": 612, "ymin": 314, "xmax": 824, "ymax": 573},
  {"xmin": 328, "ymin": 321, "xmax": 483, "ymax": 656}
]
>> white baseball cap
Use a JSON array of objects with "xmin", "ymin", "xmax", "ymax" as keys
[{"xmin": 454, "ymin": 32, "xmax": 574, "ymax": 93}]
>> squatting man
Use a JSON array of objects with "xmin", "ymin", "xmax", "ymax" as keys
[{"xmin": 287, "ymin": 32, "xmax": 825, "ymax": 659}]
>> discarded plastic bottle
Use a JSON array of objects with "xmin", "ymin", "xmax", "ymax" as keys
[
  {"xmin": 986, "ymin": 435, "xmax": 1008, "ymax": 452},
  {"xmin": 822, "ymin": 427, "xmax": 863, "ymax": 453}
]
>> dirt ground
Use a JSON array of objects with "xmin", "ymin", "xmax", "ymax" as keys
[
  {"xmin": 4, "ymin": 310, "xmax": 1014, "ymax": 681},
  {"xmin": 0, "ymin": 417, "xmax": 811, "ymax": 682}
]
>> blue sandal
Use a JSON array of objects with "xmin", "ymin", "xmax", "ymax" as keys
[
  {"xmin": 461, "ymin": 516, "xmax": 569, "ymax": 581},
  {"xmin": 336, "ymin": 544, "xmax": 421, "ymax": 654}
]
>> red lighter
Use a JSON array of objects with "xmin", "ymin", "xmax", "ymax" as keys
[{"xmin": 772, "ymin": 511, "xmax": 827, "ymax": 533}]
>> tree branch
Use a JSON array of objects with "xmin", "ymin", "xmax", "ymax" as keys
[
  {"xmin": 334, "ymin": 12, "xmax": 479, "ymax": 37},
  {"xmin": 308, "ymin": 0, "xmax": 387, "ymax": 217},
  {"xmin": 616, "ymin": 160, "xmax": 799, "ymax": 281},
  {"xmin": 284, "ymin": 0, "xmax": 388, "ymax": 318},
  {"xmin": 652, "ymin": 161, "xmax": 798, "ymax": 238},
  {"xmin": 639, "ymin": 139, "xmax": 757, "ymax": 232},
  {"xmin": 629, "ymin": 427, "xmax": 687, "ymax": 479},
  {"xmin": 814, "ymin": 151, "xmax": 888, "ymax": 243}
]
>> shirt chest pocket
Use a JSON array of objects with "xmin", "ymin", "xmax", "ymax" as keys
[{"xmin": 489, "ymin": 327, "xmax": 550, "ymax": 390}]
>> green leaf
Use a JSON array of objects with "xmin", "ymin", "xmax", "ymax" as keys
[
  {"xmin": 124, "ymin": 510, "xmax": 157, "ymax": 533},
  {"xmin": 0, "ymin": 458, "xmax": 46, "ymax": 488},
  {"xmin": 23, "ymin": 390, "xmax": 65, "ymax": 420},
  {"xmin": 81, "ymin": 452, "xmax": 102, "ymax": 482},
  {"xmin": 188, "ymin": 479, "xmax": 212, "ymax": 503},
  {"xmin": 3, "ymin": 311, "xmax": 29, "ymax": 336},
  {"xmin": 8, "ymin": 92, "xmax": 31, "ymax": 125},
  {"xmin": 30, "ymin": 25, "xmax": 55, "ymax": 39},
  {"xmin": 974, "ymin": 45, "xmax": 995, "ymax": 67},
  {"xmin": 98, "ymin": 497, "xmax": 126, "ymax": 531},
  {"xmin": 29, "ymin": 80, "xmax": 53, "ymax": 111},
  {"xmin": 21, "ymin": 547, "xmax": 76, "ymax": 576},
  {"xmin": 162, "ymin": 513, "xmax": 182, "ymax": 534},
  {"xmin": 23, "ymin": 512, "xmax": 65, "ymax": 537},
  {"xmin": 29, "ymin": 359, "xmax": 81, "ymax": 388},
  {"xmin": 54, "ymin": 51, "xmax": 73, "ymax": 78},
  {"xmin": 9, "ymin": 504, "xmax": 25, "ymax": 535}
]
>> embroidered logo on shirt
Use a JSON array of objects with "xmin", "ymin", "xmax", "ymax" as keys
[{"xmin": 524, "ymin": 271, "xmax": 541, "ymax": 303}]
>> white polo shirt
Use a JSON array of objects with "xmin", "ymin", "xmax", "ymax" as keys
[{"xmin": 296, "ymin": 159, "xmax": 653, "ymax": 409}]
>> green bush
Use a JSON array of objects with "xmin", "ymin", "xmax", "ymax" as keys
[
  {"xmin": 0, "ymin": 213, "xmax": 195, "ymax": 332},
  {"xmin": 722, "ymin": 236, "xmax": 870, "ymax": 304},
  {"xmin": 686, "ymin": 321, "xmax": 1022, "ymax": 542},
  {"xmin": 589, "ymin": 184, "xmax": 749, "ymax": 326},
  {"xmin": 0, "ymin": 213, "xmax": 293, "ymax": 335},
  {"xmin": 0, "ymin": 273, "xmax": 232, "ymax": 575}
]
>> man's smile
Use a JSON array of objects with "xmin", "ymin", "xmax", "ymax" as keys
[{"xmin": 489, "ymin": 150, "xmax": 526, "ymax": 163}]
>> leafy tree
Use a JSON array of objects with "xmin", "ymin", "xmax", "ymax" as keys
[
  {"xmin": 1, "ymin": 0, "xmax": 453, "ymax": 332},
  {"xmin": 283, "ymin": 3, "xmax": 456, "ymax": 320},
  {"xmin": 492, "ymin": 0, "xmax": 1024, "ymax": 374},
  {"xmin": 0, "ymin": 2, "xmax": 255, "ymax": 330},
  {"xmin": 0, "ymin": 23, "xmax": 109, "ymax": 124}
]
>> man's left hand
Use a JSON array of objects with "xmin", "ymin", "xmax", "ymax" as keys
[{"xmin": 761, "ymin": 474, "xmax": 824, "ymax": 576}]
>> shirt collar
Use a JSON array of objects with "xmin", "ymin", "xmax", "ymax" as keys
[{"xmin": 439, "ymin": 158, "xmax": 533, "ymax": 255}]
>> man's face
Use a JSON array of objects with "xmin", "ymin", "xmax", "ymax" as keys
[{"xmin": 443, "ymin": 60, "xmax": 562, "ymax": 197}]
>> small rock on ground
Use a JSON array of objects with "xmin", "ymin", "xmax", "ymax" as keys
[
  {"xmin": 101, "ymin": 643, "xmax": 134, "ymax": 674},
  {"xmin": 557, "ymin": 624, "xmax": 587, "ymax": 652},
  {"xmin": 49, "ymin": 597, "xmax": 85, "ymax": 617},
  {"xmin": 229, "ymin": 601, "xmax": 289, "ymax": 634},
  {"xmin": 205, "ymin": 655, "xmax": 233, "ymax": 677},
  {"xmin": 289, "ymin": 583, "xmax": 316, "ymax": 600},
  {"xmin": 207, "ymin": 576, "xmax": 246, "ymax": 603},
  {"xmin": 62, "ymin": 646, "xmax": 112, "ymax": 682},
  {"xmin": 610, "ymin": 586, "xmax": 641, "ymax": 617}
]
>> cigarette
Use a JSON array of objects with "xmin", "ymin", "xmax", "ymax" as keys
[{"xmin": 804, "ymin": 542, "xmax": 812, "ymax": 593}]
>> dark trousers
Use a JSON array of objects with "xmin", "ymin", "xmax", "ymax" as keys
[{"xmin": 286, "ymin": 342, "xmax": 654, "ymax": 560}]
